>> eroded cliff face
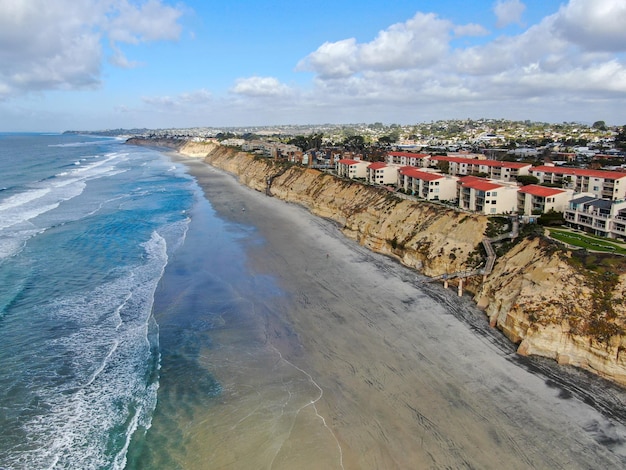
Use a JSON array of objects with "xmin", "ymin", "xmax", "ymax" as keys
[
  {"xmin": 129, "ymin": 139, "xmax": 626, "ymax": 386},
  {"xmin": 475, "ymin": 237, "xmax": 626, "ymax": 385},
  {"xmin": 200, "ymin": 143, "xmax": 486, "ymax": 276}
]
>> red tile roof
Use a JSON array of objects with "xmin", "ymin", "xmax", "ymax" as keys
[
  {"xmin": 338, "ymin": 159, "xmax": 362, "ymax": 165},
  {"xmin": 518, "ymin": 185, "xmax": 565, "ymax": 197},
  {"xmin": 400, "ymin": 167, "xmax": 444, "ymax": 181},
  {"xmin": 431, "ymin": 156, "xmax": 530, "ymax": 169},
  {"xmin": 461, "ymin": 178, "xmax": 503, "ymax": 191},
  {"xmin": 530, "ymin": 166, "xmax": 626, "ymax": 179},
  {"xmin": 457, "ymin": 175, "xmax": 484, "ymax": 183},
  {"xmin": 368, "ymin": 162, "xmax": 387, "ymax": 170}
]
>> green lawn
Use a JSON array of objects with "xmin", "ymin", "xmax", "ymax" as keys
[{"xmin": 548, "ymin": 228, "xmax": 626, "ymax": 255}]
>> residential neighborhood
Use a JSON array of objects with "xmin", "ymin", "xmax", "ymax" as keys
[
  {"xmin": 336, "ymin": 151, "xmax": 626, "ymax": 239},
  {"xmin": 73, "ymin": 118, "xmax": 626, "ymax": 239},
  {"xmin": 322, "ymin": 123, "xmax": 624, "ymax": 239}
]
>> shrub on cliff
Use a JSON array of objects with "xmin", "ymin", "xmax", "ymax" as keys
[{"xmin": 538, "ymin": 210, "xmax": 565, "ymax": 226}]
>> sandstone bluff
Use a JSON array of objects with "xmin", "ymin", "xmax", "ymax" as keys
[{"xmin": 129, "ymin": 138, "xmax": 626, "ymax": 386}]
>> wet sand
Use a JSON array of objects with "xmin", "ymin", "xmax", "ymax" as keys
[{"xmin": 165, "ymin": 154, "xmax": 626, "ymax": 469}]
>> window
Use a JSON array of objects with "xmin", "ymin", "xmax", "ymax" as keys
[{"xmin": 492, "ymin": 192, "xmax": 498, "ymax": 196}]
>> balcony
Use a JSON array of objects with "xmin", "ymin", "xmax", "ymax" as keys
[{"xmin": 594, "ymin": 220, "xmax": 607, "ymax": 229}]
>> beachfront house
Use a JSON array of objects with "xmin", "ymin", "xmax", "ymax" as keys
[{"xmin": 399, "ymin": 167, "xmax": 458, "ymax": 201}]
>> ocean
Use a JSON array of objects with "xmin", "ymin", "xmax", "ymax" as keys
[
  {"xmin": 0, "ymin": 133, "xmax": 237, "ymax": 469},
  {"xmin": 0, "ymin": 133, "xmax": 337, "ymax": 469}
]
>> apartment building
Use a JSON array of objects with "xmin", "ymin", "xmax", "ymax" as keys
[
  {"xmin": 458, "ymin": 176, "xmax": 519, "ymax": 214},
  {"xmin": 366, "ymin": 162, "xmax": 399, "ymax": 185},
  {"xmin": 386, "ymin": 152, "xmax": 431, "ymax": 167},
  {"xmin": 530, "ymin": 166, "xmax": 626, "ymax": 200},
  {"xmin": 398, "ymin": 167, "xmax": 458, "ymax": 201},
  {"xmin": 429, "ymin": 156, "xmax": 531, "ymax": 181},
  {"xmin": 564, "ymin": 196, "xmax": 626, "ymax": 239},
  {"xmin": 335, "ymin": 158, "xmax": 369, "ymax": 179},
  {"xmin": 517, "ymin": 185, "xmax": 575, "ymax": 216}
]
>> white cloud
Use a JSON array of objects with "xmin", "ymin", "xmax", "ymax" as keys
[
  {"xmin": 0, "ymin": 0, "xmax": 184, "ymax": 97},
  {"xmin": 142, "ymin": 89, "xmax": 212, "ymax": 110},
  {"xmin": 298, "ymin": 13, "xmax": 451, "ymax": 77},
  {"xmin": 231, "ymin": 76, "xmax": 293, "ymax": 98},
  {"xmin": 494, "ymin": 0, "xmax": 526, "ymax": 28},
  {"xmin": 288, "ymin": 1, "xmax": 626, "ymax": 124},
  {"xmin": 106, "ymin": 0, "xmax": 183, "ymax": 44},
  {"xmin": 179, "ymin": 89, "xmax": 212, "ymax": 104},
  {"xmin": 297, "ymin": 39, "xmax": 359, "ymax": 79},
  {"xmin": 552, "ymin": 0, "xmax": 626, "ymax": 52},
  {"xmin": 142, "ymin": 95, "xmax": 179, "ymax": 108},
  {"xmin": 359, "ymin": 13, "xmax": 451, "ymax": 70},
  {"xmin": 453, "ymin": 23, "xmax": 490, "ymax": 38},
  {"xmin": 108, "ymin": 43, "xmax": 143, "ymax": 69}
]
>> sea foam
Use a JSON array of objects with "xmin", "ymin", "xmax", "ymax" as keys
[{"xmin": 6, "ymin": 231, "xmax": 171, "ymax": 469}]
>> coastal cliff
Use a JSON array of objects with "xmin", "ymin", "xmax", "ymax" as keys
[{"xmin": 128, "ymin": 138, "xmax": 626, "ymax": 386}]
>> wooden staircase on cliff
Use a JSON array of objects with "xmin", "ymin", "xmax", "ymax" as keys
[{"xmin": 429, "ymin": 216, "xmax": 520, "ymax": 294}]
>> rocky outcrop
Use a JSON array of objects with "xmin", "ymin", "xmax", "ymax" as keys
[
  {"xmin": 475, "ymin": 237, "xmax": 626, "ymax": 385},
  {"xmin": 128, "ymin": 138, "xmax": 626, "ymax": 386}
]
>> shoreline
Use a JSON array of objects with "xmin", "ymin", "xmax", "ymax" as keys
[{"xmin": 157, "ymin": 150, "xmax": 626, "ymax": 468}]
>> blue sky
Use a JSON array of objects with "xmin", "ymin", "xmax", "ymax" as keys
[{"xmin": 0, "ymin": 0, "xmax": 625, "ymax": 131}]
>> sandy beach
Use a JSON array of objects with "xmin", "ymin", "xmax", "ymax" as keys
[{"xmin": 157, "ymin": 153, "xmax": 626, "ymax": 469}]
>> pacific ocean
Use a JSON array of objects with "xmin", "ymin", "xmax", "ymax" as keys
[{"xmin": 0, "ymin": 133, "xmax": 214, "ymax": 468}]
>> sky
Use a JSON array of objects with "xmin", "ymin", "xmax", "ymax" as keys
[{"xmin": 0, "ymin": 0, "xmax": 625, "ymax": 131}]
